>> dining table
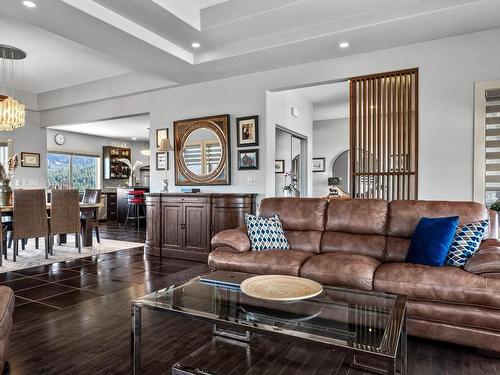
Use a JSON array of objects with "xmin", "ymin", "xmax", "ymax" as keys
[{"xmin": 0, "ymin": 202, "xmax": 102, "ymax": 247}]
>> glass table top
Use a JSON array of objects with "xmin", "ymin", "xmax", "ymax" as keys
[{"xmin": 133, "ymin": 271, "xmax": 407, "ymax": 357}]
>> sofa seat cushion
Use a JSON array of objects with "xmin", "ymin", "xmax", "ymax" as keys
[
  {"xmin": 374, "ymin": 263, "xmax": 500, "ymax": 309},
  {"xmin": 208, "ymin": 248, "xmax": 313, "ymax": 276},
  {"xmin": 300, "ymin": 253, "xmax": 381, "ymax": 291}
]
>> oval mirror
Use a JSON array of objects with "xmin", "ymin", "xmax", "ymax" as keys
[{"xmin": 182, "ymin": 127, "xmax": 222, "ymax": 176}]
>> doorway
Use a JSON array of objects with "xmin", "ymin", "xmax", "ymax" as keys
[{"xmin": 275, "ymin": 126, "xmax": 308, "ymax": 197}]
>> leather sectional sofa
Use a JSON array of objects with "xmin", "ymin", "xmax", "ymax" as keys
[{"xmin": 209, "ymin": 198, "xmax": 500, "ymax": 351}]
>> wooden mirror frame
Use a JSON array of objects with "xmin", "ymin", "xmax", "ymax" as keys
[{"xmin": 174, "ymin": 114, "xmax": 231, "ymax": 185}]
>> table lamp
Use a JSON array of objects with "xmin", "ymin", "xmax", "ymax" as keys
[{"xmin": 158, "ymin": 137, "xmax": 173, "ymax": 192}]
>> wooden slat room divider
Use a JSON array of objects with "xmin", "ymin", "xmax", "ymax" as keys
[{"xmin": 349, "ymin": 69, "xmax": 418, "ymax": 200}]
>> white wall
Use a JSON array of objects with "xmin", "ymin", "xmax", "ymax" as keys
[
  {"xmin": 267, "ymin": 90, "xmax": 314, "ymax": 196},
  {"xmin": 312, "ymin": 118, "xmax": 349, "ymax": 197},
  {"xmin": 8, "ymin": 111, "xmax": 47, "ymax": 189},
  {"xmin": 37, "ymin": 27, "xmax": 500, "ymax": 201}
]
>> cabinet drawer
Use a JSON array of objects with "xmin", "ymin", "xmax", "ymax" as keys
[{"xmin": 162, "ymin": 197, "xmax": 209, "ymax": 204}]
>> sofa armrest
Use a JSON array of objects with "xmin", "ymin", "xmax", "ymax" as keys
[
  {"xmin": 211, "ymin": 226, "xmax": 251, "ymax": 253},
  {"xmin": 464, "ymin": 239, "xmax": 500, "ymax": 275}
]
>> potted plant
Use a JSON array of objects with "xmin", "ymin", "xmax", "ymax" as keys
[
  {"xmin": 282, "ymin": 171, "xmax": 299, "ymax": 197},
  {"xmin": 490, "ymin": 200, "xmax": 500, "ymax": 212},
  {"xmin": 0, "ymin": 154, "xmax": 19, "ymax": 206}
]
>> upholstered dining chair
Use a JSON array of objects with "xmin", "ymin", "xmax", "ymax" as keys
[
  {"xmin": 50, "ymin": 189, "xmax": 81, "ymax": 253},
  {"xmin": 12, "ymin": 189, "xmax": 50, "ymax": 262},
  {"xmin": 81, "ymin": 189, "xmax": 101, "ymax": 243}
]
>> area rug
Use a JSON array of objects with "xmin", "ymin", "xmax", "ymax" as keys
[{"xmin": 0, "ymin": 235, "xmax": 143, "ymax": 273}]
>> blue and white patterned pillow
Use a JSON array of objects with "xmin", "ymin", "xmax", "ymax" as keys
[
  {"xmin": 245, "ymin": 213, "xmax": 289, "ymax": 251},
  {"xmin": 445, "ymin": 220, "xmax": 489, "ymax": 267}
]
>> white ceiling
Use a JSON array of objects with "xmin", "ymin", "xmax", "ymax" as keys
[
  {"xmin": 0, "ymin": 14, "xmax": 137, "ymax": 93},
  {"xmin": 2, "ymin": 0, "xmax": 500, "ymax": 98},
  {"xmin": 291, "ymin": 81, "xmax": 349, "ymax": 121},
  {"xmin": 50, "ymin": 115, "xmax": 150, "ymax": 141}
]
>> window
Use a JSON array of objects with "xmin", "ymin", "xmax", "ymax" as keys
[
  {"xmin": 473, "ymin": 81, "xmax": 500, "ymax": 205},
  {"xmin": 47, "ymin": 152, "xmax": 99, "ymax": 191}
]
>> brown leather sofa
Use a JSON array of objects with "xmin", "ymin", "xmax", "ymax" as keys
[
  {"xmin": 0, "ymin": 286, "xmax": 14, "ymax": 373},
  {"xmin": 209, "ymin": 198, "xmax": 500, "ymax": 351}
]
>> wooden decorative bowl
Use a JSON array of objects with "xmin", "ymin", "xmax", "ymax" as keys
[{"xmin": 240, "ymin": 275, "xmax": 323, "ymax": 301}]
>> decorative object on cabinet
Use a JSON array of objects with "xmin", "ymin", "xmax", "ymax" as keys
[
  {"xmin": 174, "ymin": 114, "xmax": 230, "ymax": 186},
  {"xmin": 20, "ymin": 152, "xmax": 40, "ymax": 168},
  {"xmin": 157, "ymin": 137, "xmax": 173, "ymax": 192},
  {"xmin": 237, "ymin": 149, "xmax": 258, "ymax": 170},
  {"xmin": 312, "ymin": 157, "xmax": 326, "ymax": 172},
  {"xmin": 117, "ymin": 158, "xmax": 144, "ymax": 187},
  {"xmin": 156, "ymin": 128, "xmax": 168, "ymax": 148},
  {"xmin": 103, "ymin": 146, "xmax": 131, "ymax": 179},
  {"xmin": 145, "ymin": 193, "xmax": 256, "ymax": 261},
  {"xmin": 236, "ymin": 115, "xmax": 258, "ymax": 147},
  {"xmin": 0, "ymin": 154, "xmax": 19, "ymax": 206},
  {"xmin": 274, "ymin": 160, "xmax": 284, "ymax": 174},
  {"xmin": 54, "ymin": 133, "xmax": 66, "ymax": 145}
]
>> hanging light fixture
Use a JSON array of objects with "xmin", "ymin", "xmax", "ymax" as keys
[{"xmin": 0, "ymin": 45, "xmax": 27, "ymax": 131}]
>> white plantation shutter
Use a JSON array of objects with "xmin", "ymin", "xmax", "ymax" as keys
[{"xmin": 485, "ymin": 89, "xmax": 500, "ymax": 193}]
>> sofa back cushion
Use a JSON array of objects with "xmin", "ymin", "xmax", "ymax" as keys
[
  {"xmin": 320, "ymin": 199, "xmax": 388, "ymax": 261},
  {"xmin": 386, "ymin": 200, "xmax": 490, "ymax": 262},
  {"xmin": 258, "ymin": 198, "xmax": 327, "ymax": 253}
]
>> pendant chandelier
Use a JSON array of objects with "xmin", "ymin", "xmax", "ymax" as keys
[{"xmin": 0, "ymin": 45, "xmax": 27, "ymax": 131}]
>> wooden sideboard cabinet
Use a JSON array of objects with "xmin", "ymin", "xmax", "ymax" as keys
[{"xmin": 145, "ymin": 193, "xmax": 256, "ymax": 261}]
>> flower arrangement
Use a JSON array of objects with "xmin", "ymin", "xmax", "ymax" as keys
[
  {"xmin": 282, "ymin": 170, "xmax": 297, "ymax": 196},
  {"xmin": 0, "ymin": 154, "xmax": 20, "ymax": 183}
]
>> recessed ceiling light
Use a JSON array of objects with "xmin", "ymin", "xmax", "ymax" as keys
[
  {"xmin": 191, "ymin": 42, "xmax": 201, "ymax": 49},
  {"xmin": 22, "ymin": 1, "xmax": 37, "ymax": 8},
  {"xmin": 339, "ymin": 42, "xmax": 350, "ymax": 49},
  {"xmin": 131, "ymin": 137, "xmax": 137, "ymax": 140}
]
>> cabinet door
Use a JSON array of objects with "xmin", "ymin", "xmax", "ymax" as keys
[
  {"xmin": 161, "ymin": 202, "xmax": 183, "ymax": 250},
  {"xmin": 183, "ymin": 202, "xmax": 209, "ymax": 253}
]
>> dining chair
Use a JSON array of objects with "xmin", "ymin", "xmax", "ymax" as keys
[
  {"xmin": 81, "ymin": 189, "xmax": 101, "ymax": 243},
  {"xmin": 12, "ymin": 189, "xmax": 50, "ymax": 262},
  {"xmin": 50, "ymin": 189, "xmax": 81, "ymax": 253}
]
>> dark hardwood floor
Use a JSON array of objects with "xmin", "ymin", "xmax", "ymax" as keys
[{"xmin": 3, "ymin": 222, "xmax": 500, "ymax": 374}]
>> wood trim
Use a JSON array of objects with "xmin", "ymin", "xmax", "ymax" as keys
[{"xmin": 349, "ymin": 69, "xmax": 419, "ymax": 200}]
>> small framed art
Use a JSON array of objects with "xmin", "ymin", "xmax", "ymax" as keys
[
  {"xmin": 238, "ymin": 149, "xmax": 259, "ymax": 170},
  {"xmin": 312, "ymin": 157, "xmax": 326, "ymax": 172},
  {"xmin": 274, "ymin": 160, "xmax": 284, "ymax": 173},
  {"xmin": 236, "ymin": 115, "xmax": 259, "ymax": 147},
  {"xmin": 21, "ymin": 152, "xmax": 40, "ymax": 168},
  {"xmin": 156, "ymin": 152, "xmax": 169, "ymax": 170}
]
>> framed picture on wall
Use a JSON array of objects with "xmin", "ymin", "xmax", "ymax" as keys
[
  {"xmin": 274, "ymin": 160, "xmax": 284, "ymax": 173},
  {"xmin": 238, "ymin": 149, "xmax": 259, "ymax": 170},
  {"xmin": 312, "ymin": 157, "xmax": 326, "ymax": 172},
  {"xmin": 21, "ymin": 152, "xmax": 40, "ymax": 168},
  {"xmin": 236, "ymin": 115, "xmax": 259, "ymax": 147},
  {"xmin": 156, "ymin": 152, "xmax": 169, "ymax": 170},
  {"xmin": 156, "ymin": 128, "xmax": 169, "ymax": 148}
]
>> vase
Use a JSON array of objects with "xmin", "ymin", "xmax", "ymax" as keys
[
  {"xmin": 0, "ymin": 180, "xmax": 12, "ymax": 206},
  {"xmin": 282, "ymin": 188, "xmax": 291, "ymax": 198}
]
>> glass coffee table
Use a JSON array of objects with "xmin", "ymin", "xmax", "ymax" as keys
[{"xmin": 131, "ymin": 271, "xmax": 407, "ymax": 375}]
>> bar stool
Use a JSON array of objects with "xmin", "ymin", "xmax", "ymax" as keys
[{"xmin": 124, "ymin": 190, "xmax": 146, "ymax": 230}]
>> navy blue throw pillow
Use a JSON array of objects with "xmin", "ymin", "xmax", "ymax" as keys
[{"xmin": 406, "ymin": 216, "xmax": 460, "ymax": 267}]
